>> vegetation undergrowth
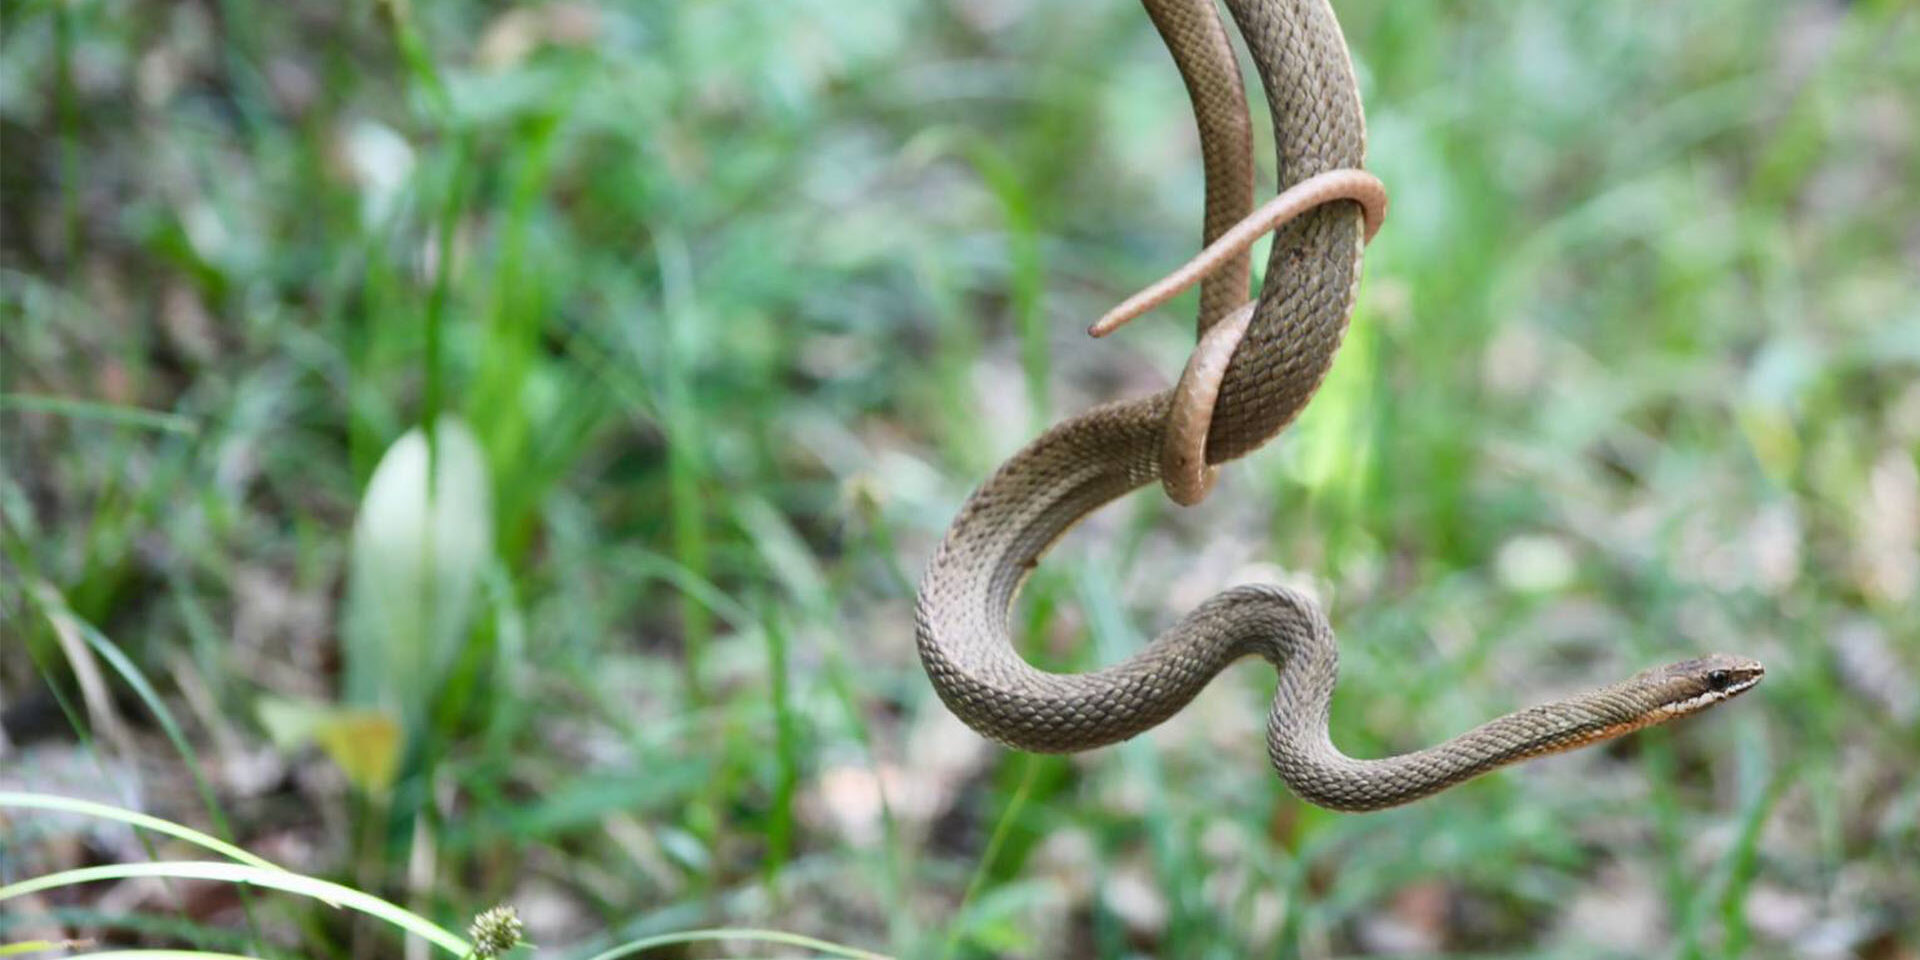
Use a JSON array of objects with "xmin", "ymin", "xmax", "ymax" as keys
[{"xmin": 3, "ymin": 0, "xmax": 1916, "ymax": 957}]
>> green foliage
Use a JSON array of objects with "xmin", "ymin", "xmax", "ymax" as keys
[{"xmin": 2, "ymin": 0, "xmax": 1916, "ymax": 957}]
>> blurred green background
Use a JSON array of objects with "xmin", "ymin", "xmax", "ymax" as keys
[{"xmin": 3, "ymin": 0, "xmax": 1917, "ymax": 956}]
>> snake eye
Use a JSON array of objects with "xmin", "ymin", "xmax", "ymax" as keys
[{"xmin": 1706, "ymin": 669, "xmax": 1732, "ymax": 691}]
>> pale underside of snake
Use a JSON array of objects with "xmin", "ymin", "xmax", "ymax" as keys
[{"xmin": 914, "ymin": 0, "xmax": 1762, "ymax": 811}]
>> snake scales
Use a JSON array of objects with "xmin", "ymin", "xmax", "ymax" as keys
[{"xmin": 914, "ymin": 0, "xmax": 1762, "ymax": 810}]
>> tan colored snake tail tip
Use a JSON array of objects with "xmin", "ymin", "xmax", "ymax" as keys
[{"xmin": 1088, "ymin": 169, "xmax": 1388, "ymax": 339}]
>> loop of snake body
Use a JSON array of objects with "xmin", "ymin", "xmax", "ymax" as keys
[{"xmin": 914, "ymin": 0, "xmax": 1762, "ymax": 811}]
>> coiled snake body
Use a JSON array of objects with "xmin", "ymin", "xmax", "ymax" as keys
[{"xmin": 914, "ymin": 0, "xmax": 1762, "ymax": 811}]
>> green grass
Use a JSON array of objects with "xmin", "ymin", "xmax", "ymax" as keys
[{"xmin": 3, "ymin": 0, "xmax": 1918, "ymax": 957}]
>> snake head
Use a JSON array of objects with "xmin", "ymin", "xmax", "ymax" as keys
[{"xmin": 1640, "ymin": 653, "xmax": 1765, "ymax": 721}]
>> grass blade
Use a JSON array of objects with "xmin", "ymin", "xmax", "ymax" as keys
[
  {"xmin": 0, "ymin": 793, "xmax": 281, "ymax": 872},
  {"xmin": 0, "ymin": 862, "xmax": 470, "ymax": 957},
  {"xmin": 30, "ymin": 589, "xmax": 239, "ymax": 849},
  {"xmin": 579, "ymin": 928, "xmax": 893, "ymax": 960},
  {"xmin": 0, "ymin": 394, "xmax": 199, "ymax": 435}
]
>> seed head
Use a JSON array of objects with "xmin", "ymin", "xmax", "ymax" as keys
[{"xmin": 467, "ymin": 904, "xmax": 524, "ymax": 959}]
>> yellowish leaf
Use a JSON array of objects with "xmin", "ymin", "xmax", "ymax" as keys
[{"xmin": 313, "ymin": 708, "xmax": 404, "ymax": 795}]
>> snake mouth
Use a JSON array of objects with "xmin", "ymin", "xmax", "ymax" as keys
[
  {"xmin": 1666, "ymin": 680, "xmax": 1760, "ymax": 716},
  {"xmin": 1659, "ymin": 658, "xmax": 1765, "ymax": 720}
]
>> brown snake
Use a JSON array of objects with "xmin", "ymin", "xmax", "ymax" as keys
[{"xmin": 914, "ymin": 0, "xmax": 1763, "ymax": 810}]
